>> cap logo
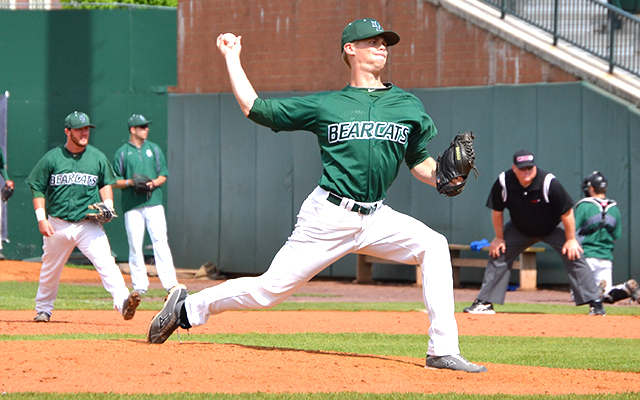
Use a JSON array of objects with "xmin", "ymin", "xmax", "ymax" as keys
[
  {"xmin": 370, "ymin": 20, "xmax": 383, "ymax": 32},
  {"xmin": 516, "ymin": 155, "xmax": 534, "ymax": 163},
  {"xmin": 79, "ymin": 114, "xmax": 87, "ymax": 123}
]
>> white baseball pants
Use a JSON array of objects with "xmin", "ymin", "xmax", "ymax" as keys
[
  {"xmin": 35, "ymin": 217, "xmax": 131, "ymax": 316},
  {"xmin": 125, "ymin": 205, "xmax": 179, "ymax": 291},
  {"xmin": 586, "ymin": 257, "xmax": 613, "ymax": 293},
  {"xmin": 185, "ymin": 186, "xmax": 460, "ymax": 357}
]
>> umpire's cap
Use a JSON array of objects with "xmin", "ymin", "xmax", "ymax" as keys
[
  {"xmin": 513, "ymin": 149, "xmax": 535, "ymax": 169},
  {"xmin": 64, "ymin": 111, "xmax": 96, "ymax": 129},
  {"xmin": 128, "ymin": 114, "xmax": 153, "ymax": 128},
  {"xmin": 341, "ymin": 18, "xmax": 400, "ymax": 51}
]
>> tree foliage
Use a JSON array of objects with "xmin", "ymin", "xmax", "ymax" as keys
[{"xmin": 61, "ymin": 0, "xmax": 177, "ymax": 9}]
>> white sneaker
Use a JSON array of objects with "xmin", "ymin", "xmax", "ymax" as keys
[{"xmin": 426, "ymin": 354, "xmax": 488, "ymax": 373}]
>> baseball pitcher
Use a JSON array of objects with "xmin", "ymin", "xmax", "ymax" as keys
[{"xmin": 147, "ymin": 19, "xmax": 485, "ymax": 373}]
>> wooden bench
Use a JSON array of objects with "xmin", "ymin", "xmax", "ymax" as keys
[{"xmin": 355, "ymin": 244, "xmax": 545, "ymax": 290}]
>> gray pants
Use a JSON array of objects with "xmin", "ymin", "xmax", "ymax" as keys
[{"xmin": 477, "ymin": 221, "xmax": 599, "ymax": 305}]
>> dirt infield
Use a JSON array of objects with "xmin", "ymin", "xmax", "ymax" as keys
[{"xmin": 1, "ymin": 260, "xmax": 639, "ymax": 395}]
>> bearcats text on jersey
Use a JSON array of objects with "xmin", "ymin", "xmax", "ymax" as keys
[
  {"xmin": 327, "ymin": 121, "xmax": 409, "ymax": 144},
  {"xmin": 49, "ymin": 172, "xmax": 98, "ymax": 187}
]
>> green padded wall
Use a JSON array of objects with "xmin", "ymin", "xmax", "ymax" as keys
[{"xmin": 0, "ymin": 9, "xmax": 176, "ymax": 261}]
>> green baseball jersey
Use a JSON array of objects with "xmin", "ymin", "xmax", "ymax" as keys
[
  {"xmin": 112, "ymin": 140, "xmax": 168, "ymax": 213},
  {"xmin": 575, "ymin": 197, "xmax": 622, "ymax": 260},
  {"xmin": 249, "ymin": 84, "xmax": 436, "ymax": 202},
  {"xmin": 26, "ymin": 144, "xmax": 117, "ymax": 222}
]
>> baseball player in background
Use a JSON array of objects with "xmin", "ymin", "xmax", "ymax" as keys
[
  {"xmin": 575, "ymin": 171, "xmax": 639, "ymax": 304},
  {"xmin": 112, "ymin": 114, "xmax": 179, "ymax": 295},
  {"xmin": 26, "ymin": 111, "xmax": 141, "ymax": 323},
  {"xmin": 147, "ymin": 18, "xmax": 486, "ymax": 373},
  {"xmin": 0, "ymin": 150, "xmax": 14, "ymax": 260}
]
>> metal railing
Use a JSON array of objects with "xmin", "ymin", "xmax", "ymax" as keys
[{"xmin": 479, "ymin": 0, "xmax": 640, "ymax": 76}]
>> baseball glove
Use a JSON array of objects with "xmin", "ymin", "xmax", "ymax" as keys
[
  {"xmin": 85, "ymin": 202, "xmax": 117, "ymax": 223},
  {"xmin": 435, "ymin": 131, "xmax": 479, "ymax": 197},
  {"xmin": 1, "ymin": 184, "xmax": 13, "ymax": 202},
  {"xmin": 132, "ymin": 173, "xmax": 153, "ymax": 195}
]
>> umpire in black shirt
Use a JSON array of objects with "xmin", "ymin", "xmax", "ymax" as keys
[{"xmin": 464, "ymin": 150, "xmax": 605, "ymax": 315}]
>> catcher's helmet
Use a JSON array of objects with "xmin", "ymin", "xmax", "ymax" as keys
[{"xmin": 582, "ymin": 171, "xmax": 607, "ymax": 196}]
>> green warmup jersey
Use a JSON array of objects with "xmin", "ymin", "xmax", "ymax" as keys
[
  {"xmin": 112, "ymin": 140, "xmax": 168, "ymax": 213},
  {"xmin": 25, "ymin": 144, "xmax": 117, "ymax": 222},
  {"xmin": 249, "ymin": 84, "xmax": 436, "ymax": 202}
]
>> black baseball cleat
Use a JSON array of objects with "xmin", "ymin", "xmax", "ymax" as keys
[
  {"xmin": 426, "ymin": 354, "xmax": 488, "ymax": 373},
  {"xmin": 463, "ymin": 299, "xmax": 495, "ymax": 314},
  {"xmin": 147, "ymin": 284, "xmax": 188, "ymax": 344},
  {"xmin": 589, "ymin": 299, "xmax": 606, "ymax": 316}
]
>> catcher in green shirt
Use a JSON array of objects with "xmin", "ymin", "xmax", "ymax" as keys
[
  {"xmin": 25, "ymin": 111, "xmax": 141, "ymax": 323},
  {"xmin": 575, "ymin": 171, "xmax": 639, "ymax": 304},
  {"xmin": 112, "ymin": 114, "xmax": 179, "ymax": 294},
  {"xmin": 147, "ymin": 18, "xmax": 485, "ymax": 373}
]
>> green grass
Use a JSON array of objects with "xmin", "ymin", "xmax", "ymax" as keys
[{"xmin": 3, "ymin": 280, "xmax": 639, "ymax": 315}]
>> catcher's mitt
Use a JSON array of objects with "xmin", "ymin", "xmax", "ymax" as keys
[
  {"xmin": 132, "ymin": 173, "xmax": 153, "ymax": 195},
  {"xmin": 436, "ymin": 131, "xmax": 479, "ymax": 197},
  {"xmin": 85, "ymin": 202, "xmax": 117, "ymax": 223},
  {"xmin": 1, "ymin": 184, "xmax": 13, "ymax": 202}
]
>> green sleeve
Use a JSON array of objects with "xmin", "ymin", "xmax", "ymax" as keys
[
  {"xmin": 611, "ymin": 206, "xmax": 623, "ymax": 241},
  {"xmin": 249, "ymin": 95, "xmax": 322, "ymax": 133},
  {"xmin": 156, "ymin": 145, "xmax": 169, "ymax": 177},
  {"xmin": 404, "ymin": 96, "xmax": 436, "ymax": 170},
  {"xmin": 112, "ymin": 147, "xmax": 125, "ymax": 179},
  {"xmin": 25, "ymin": 155, "xmax": 50, "ymax": 198},
  {"xmin": 574, "ymin": 202, "xmax": 588, "ymax": 228},
  {"xmin": 99, "ymin": 154, "xmax": 118, "ymax": 187}
]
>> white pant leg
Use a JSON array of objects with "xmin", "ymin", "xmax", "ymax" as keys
[
  {"xmin": 144, "ymin": 205, "xmax": 178, "ymax": 290},
  {"xmin": 34, "ymin": 218, "xmax": 77, "ymax": 315},
  {"xmin": 356, "ymin": 205, "xmax": 460, "ymax": 357},
  {"xmin": 125, "ymin": 208, "xmax": 150, "ymax": 291},
  {"xmin": 587, "ymin": 257, "xmax": 613, "ymax": 293},
  {"xmin": 186, "ymin": 186, "xmax": 460, "ymax": 357},
  {"xmin": 75, "ymin": 220, "xmax": 130, "ymax": 314},
  {"xmin": 185, "ymin": 187, "xmax": 364, "ymax": 326}
]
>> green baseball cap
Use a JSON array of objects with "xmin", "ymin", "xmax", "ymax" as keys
[
  {"xmin": 128, "ymin": 114, "xmax": 152, "ymax": 128},
  {"xmin": 64, "ymin": 111, "xmax": 96, "ymax": 129},
  {"xmin": 341, "ymin": 18, "xmax": 400, "ymax": 51}
]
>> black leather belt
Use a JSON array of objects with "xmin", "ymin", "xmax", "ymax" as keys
[{"xmin": 327, "ymin": 193, "xmax": 377, "ymax": 215}]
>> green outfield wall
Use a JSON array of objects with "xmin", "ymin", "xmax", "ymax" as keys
[
  {"xmin": 0, "ymin": 9, "xmax": 176, "ymax": 262},
  {"xmin": 168, "ymin": 82, "xmax": 640, "ymax": 286}
]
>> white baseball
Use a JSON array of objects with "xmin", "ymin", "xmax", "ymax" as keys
[{"xmin": 220, "ymin": 33, "xmax": 237, "ymax": 46}]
